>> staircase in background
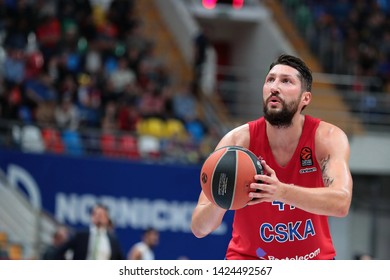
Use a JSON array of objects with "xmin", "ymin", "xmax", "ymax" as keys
[
  {"xmin": 134, "ymin": 0, "xmax": 193, "ymax": 85},
  {"xmin": 0, "ymin": 169, "xmax": 60, "ymax": 259}
]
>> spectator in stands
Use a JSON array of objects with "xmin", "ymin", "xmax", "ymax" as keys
[
  {"xmin": 192, "ymin": 26, "xmax": 212, "ymax": 97},
  {"xmin": 24, "ymin": 71, "xmax": 58, "ymax": 126},
  {"xmin": 101, "ymin": 100, "xmax": 119, "ymax": 134},
  {"xmin": 172, "ymin": 83, "xmax": 197, "ymax": 122},
  {"xmin": 107, "ymin": 56, "xmax": 136, "ymax": 98},
  {"xmin": 127, "ymin": 228, "xmax": 159, "ymax": 260},
  {"xmin": 126, "ymin": 46, "xmax": 143, "ymax": 76},
  {"xmin": 53, "ymin": 203, "xmax": 124, "ymax": 260},
  {"xmin": 54, "ymin": 95, "xmax": 80, "ymax": 131},
  {"xmin": 2, "ymin": 0, "xmax": 35, "ymax": 53},
  {"xmin": 0, "ymin": 82, "xmax": 23, "ymax": 121},
  {"xmin": 117, "ymin": 101, "xmax": 140, "ymax": 132},
  {"xmin": 2, "ymin": 45, "xmax": 25, "ymax": 85},
  {"xmin": 106, "ymin": 0, "xmax": 136, "ymax": 40},
  {"xmin": 34, "ymin": 3, "xmax": 61, "ymax": 62},
  {"xmin": 138, "ymin": 82, "xmax": 166, "ymax": 119},
  {"xmin": 84, "ymin": 42, "xmax": 103, "ymax": 75},
  {"xmin": 76, "ymin": 73, "xmax": 102, "ymax": 128},
  {"xmin": 41, "ymin": 225, "xmax": 69, "ymax": 260},
  {"xmin": 125, "ymin": 19, "xmax": 150, "ymax": 60}
]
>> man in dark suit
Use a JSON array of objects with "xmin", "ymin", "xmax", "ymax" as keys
[
  {"xmin": 54, "ymin": 203, "xmax": 124, "ymax": 260},
  {"xmin": 41, "ymin": 225, "xmax": 69, "ymax": 259}
]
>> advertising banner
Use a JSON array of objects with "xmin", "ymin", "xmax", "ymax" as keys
[{"xmin": 0, "ymin": 149, "xmax": 233, "ymax": 260}]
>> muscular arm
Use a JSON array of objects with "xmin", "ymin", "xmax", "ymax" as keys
[
  {"xmin": 191, "ymin": 124, "xmax": 250, "ymax": 238},
  {"xmin": 191, "ymin": 192, "xmax": 227, "ymax": 238},
  {"xmin": 248, "ymin": 122, "xmax": 353, "ymax": 217}
]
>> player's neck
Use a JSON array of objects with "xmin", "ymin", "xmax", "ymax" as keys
[{"xmin": 266, "ymin": 114, "xmax": 305, "ymax": 149}]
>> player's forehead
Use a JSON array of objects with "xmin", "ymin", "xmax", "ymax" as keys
[{"xmin": 267, "ymin": 64, "xmax": 300, "ymax": 79}]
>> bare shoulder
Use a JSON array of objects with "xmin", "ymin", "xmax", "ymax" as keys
[
  {"xmin": 316, "ymin": 121, "xmax": 349, "ymax": 142},
  {"xmin": 316, "ymin": 121, "xmax": 350, "ymax": 158},
  {"xmin": 216, "ymin": 123, "xmax": 250, "ymax": 149}
]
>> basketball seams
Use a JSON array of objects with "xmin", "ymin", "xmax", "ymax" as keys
[
  {"xmin": 210, "ymin": 147, "xmax": 229, "ymax": 208},
  {"xmin": 200, "ymin": 146, "xmax": 261, "ymax": 210},
  {"xmin": 213, "ymin": 148, "xmax": 237, "ymax": 209},
  {"xmin": 232, "ymin": 151, "xmax": 256, "ymax": 209},
  {"xmin": 229, "ymin": 149, "xmax": 239, "ymax": 210},
  {"xmin": 201, "ymin": 147, "xmax": 227, "ymax": 204}
]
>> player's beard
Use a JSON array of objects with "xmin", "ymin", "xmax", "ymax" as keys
[{"xmin": 263, "ymin": 94, "xmax": 301, "ymax": 128}]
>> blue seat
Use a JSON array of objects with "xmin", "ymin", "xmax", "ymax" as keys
[{"xmin": 61, "ymin": 130, "xmax": 84, "ymax": 155}]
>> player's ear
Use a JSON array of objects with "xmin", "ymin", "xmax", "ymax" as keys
[{"xmin": 302, "ymin": 91, "xmax": 311, "ymax": 106}]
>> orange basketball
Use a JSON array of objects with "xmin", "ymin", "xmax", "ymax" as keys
[{"xmin": 200, "ymin": 146, "xmax": 263, "ymax": 210}]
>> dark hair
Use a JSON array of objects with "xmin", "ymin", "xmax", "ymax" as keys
[
  {"xmin": 93, "ymin": 203, "xmax": 109, "ymax": 214},
  {"xmin": 269, "ymin": 54, "xmax": 312, "ymax": 92},
  {"xmin": 144, "ymin": 227, "xmax": 158, "ymax": 235}
]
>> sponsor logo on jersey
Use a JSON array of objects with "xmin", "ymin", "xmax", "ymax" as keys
[
  {"xmin": 299, "ymin": 147, "xmax": 317, "ymax": 174},
  {"xmin": 300, "ymin": 147, "xmax": 313, "ymax": 167},
  {"xmin": 299, "ymin": 167, "xmax": 317, "ymax": 174},
  {"xmin": 263, "ymin": 247, "xmax": 321, "ymax": 260}
]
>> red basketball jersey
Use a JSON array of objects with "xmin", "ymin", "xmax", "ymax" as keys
[{"xmin": 225, "ymin": 115, "xmax": 336, "ymax": 260}]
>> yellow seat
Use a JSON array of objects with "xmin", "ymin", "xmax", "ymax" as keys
[
  {"xmin": 165, "ymin": 118, "xmax": 187, "ymax": 139},
  {"xmin": 137, "ymin": 118, "xmax": 166, "ymax": 138},
  {"xmin": 8, "ymin": 243, "xmax": 23, "ymax": 260},
  {"xmin": 0, "ymin": 232, "xmax": 7, "ymax": 246}
]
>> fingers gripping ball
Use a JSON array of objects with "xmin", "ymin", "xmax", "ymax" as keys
[{"xmin": 200, "ymin": 146, "xmax": 263, "ymax": 210}]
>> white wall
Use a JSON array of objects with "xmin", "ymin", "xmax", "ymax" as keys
[
  {"xmin": 154, "ymin": 0, "xmax": 199, "ymax": 64},
  {"xmin": 347, "ymin": 209, "xmax": 390, "ymax": 259},
  {"xmin": 229, "ymin": 17, "xmax": 296, "ymax": 119},
  {"xmin": 349, "ymin": 133, "xmax": 390, "ymax": 175}
]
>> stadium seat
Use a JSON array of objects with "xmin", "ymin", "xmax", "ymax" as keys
[
  {"xmin": 61, "ymin": 130, "xmax": 84, "ymax": 155},
  {"xmin": 18, "ymin": 125, "xmax": 45, "ymax": 153},
  {"xmin": 138, "ymin": 135, "xmax": 161, "ymax": 159},
  {"xmin": 100, "ymin": 133, "xmax": 119, "ymax": 157},
  {"xmin": 186, "ymin": 120, "xmax": 206, "ymax": 143},
  {"xmin": 165, "ymin": 118, "xmax": 187, "ymax": 140},
  {"xmin": 41, "ymin": 127, "xmax": 65, "ymax": 154},
  {"xmin": 137, "ymin": 117, "xmax": 166, "ymax": 138},
  {"xmin": 0, "ymin": 232, "xmax": 7, "ymax": 247},
  {"xmin": 118, "ymin": 134, "xmax": 140, "ymax": 159},
  {"xmin": 82, "ymin": 130, "xmax": 102, "ymax": 155},
  {"xmin": 8, "ymin": 243, "xmax": 23, "ymax": 260},
  {"xmin": 0, "ymin": 232, "xmax": 9, "ymax": 259}
]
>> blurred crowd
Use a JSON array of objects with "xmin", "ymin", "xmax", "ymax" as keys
[
  {"xmin": 283, "ymin": 0, "xmax": 390, "ymax": 91},
  {"xmin": 0, "ymin": 0, "xmax": 218, "ymax": 164},
  {"xmin": 6, "ymin": 0, "xmax": 390, "ymax": 162},
  {"xmin": 281, "ymin": 0, "xmax": 390, "ymax": 123}
]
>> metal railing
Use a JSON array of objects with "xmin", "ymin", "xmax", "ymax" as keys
[{"xmin": 214, "ymin": 65, "xmax": 390, "ymax": 134}]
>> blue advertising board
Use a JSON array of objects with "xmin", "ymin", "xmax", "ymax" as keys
[{"xmin": 0, "ymin": 149, "xmax": 234, "ymax": 260}]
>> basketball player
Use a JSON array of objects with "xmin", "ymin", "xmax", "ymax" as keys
[
  {"xmin": 127, "ymin": 228, "xmax": 159, "ymax": 260},
  {"xmin": 191, "ymin": 54, "xmax": 353, "ymax": 260}
]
